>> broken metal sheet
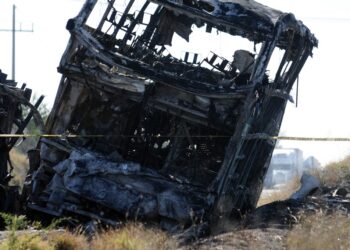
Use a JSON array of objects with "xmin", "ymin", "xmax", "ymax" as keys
[
  {"xmin": 153, "ymin": 9, "xmax": 194, "ymax": 46},
  {"xmin": 290, "ymin": 173, "xmax": 321, "ymax": 200}
]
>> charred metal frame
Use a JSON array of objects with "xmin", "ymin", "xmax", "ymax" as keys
[
  {"xmin": 0, "ymin": 70, "xmax": 44, "ymax": 212},
  {"xmin": 27, "ymin": 0, "xmax": 317, "ymax": 231}
]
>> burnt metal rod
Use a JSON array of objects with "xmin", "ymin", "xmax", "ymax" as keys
[
  {"xmin": 12, "ymin": 5, "xmax": 15, "ymax": 81},
  {"xmin": 120, "ymin": 1, "xmax": 150, "ymax": 48},
  {"xmin": 136, "ymin": 6, "xmax": 162, "ymax": 47},
  {"xmin": 111, "ymin": 0, "xmax": 136, "ymax": 37},
  {"xmin": 96, "ymin": 0, "xmax": 116, "ymax": 31},
  {"xmin": 8, "ymin": 95, "xmax": 44, "ymax": 149},
  {"xmin": 296, "ymin": 76, "xmax": 299, "ymax": 107}
]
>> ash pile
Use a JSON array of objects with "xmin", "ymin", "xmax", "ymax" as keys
[{"xmin": 2, "ymin": 0, "xmax": 318, "ymax": 237}]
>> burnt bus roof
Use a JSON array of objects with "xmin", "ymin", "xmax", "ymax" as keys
[{"xmin": 151, "ymin": 0, "xmax": 318, "ymax": 49}]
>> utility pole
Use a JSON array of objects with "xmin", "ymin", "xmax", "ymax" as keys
[{"xmin": 0, "ymin": 4, "xmax": 34, "ymax": 81}]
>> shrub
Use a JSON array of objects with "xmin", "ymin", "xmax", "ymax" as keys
[
  {"xmin": 316, "ymin": 155, "xmax": 350, "ymax": 187},
  {"xmin": 47, "ymin": 231, "xmax": 88, "ymax": 250},
  {"xmin": 91, "ymin": 223, "xmax": 176, "ymax": 250}
]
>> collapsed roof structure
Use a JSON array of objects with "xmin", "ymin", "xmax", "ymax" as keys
[{"xmin": 4, "ymin": 0, "xmax": 317, "ymax": 235}]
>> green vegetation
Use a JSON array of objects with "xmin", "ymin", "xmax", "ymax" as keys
[
  {"xmin": 0, "ymin": 213, "xmax": 30, "ymax": 231},
  {"xmin": 0, "ymin": 213, "xmax": 43, "ymax": 250}
]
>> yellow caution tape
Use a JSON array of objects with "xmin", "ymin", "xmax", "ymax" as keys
[
  {"xmin": 1, "ymin": 134, "xmax": 350, "ymax": 141},
  {"xmin": 0, "ymin": 134, "xmax": 104, "ymax": 138},
  {"xmin": 272, "ymin": 136, "xmax": 350, "ymax": 142}
]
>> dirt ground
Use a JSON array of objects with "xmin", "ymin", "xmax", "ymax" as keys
[{"xmin": 183, "ymin": 228, "xmax": 288, "ymax": 250}]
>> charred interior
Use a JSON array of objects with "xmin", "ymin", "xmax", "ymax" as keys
[{"xmin": 10, "ymin": 0, "xmax": 319, "ymax": 232}]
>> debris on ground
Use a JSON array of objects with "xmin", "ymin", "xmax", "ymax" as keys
[{"xmin": 247, "ymin": 174, "xmax": 350, "ymax": 230}]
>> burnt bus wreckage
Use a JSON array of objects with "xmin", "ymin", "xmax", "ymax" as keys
[
  {"xmin": 3, "ymin": 0, "xmax": 317, "ymax": 233},
  {"xmin": 0, "ymin": 70, "xmax": 45, "ymax": 213}
]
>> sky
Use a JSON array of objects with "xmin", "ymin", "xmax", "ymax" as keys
[{"xmin": 1, "ymin": 0, "xmax": 350, "ymax": 165}]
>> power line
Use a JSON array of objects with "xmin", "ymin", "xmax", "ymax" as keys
[
  {"xmin": 303, "ymin": 16, "xmax": 350, "ymax": 22},
  {"xmin": 0, "ymin": 5, "xmax": 34, "ymax": 81}
]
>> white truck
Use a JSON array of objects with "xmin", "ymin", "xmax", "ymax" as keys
[{"xmin": 264, "ymin": 148, "xmax": 304, "ymax": 188}]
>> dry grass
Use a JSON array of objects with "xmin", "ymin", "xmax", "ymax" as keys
[
  {"xmin": 257, "ymin": 176, "xmax": 301, "ymax": 207},
  {"xmin": 284, "ymin": 155, "xmax": 350, "ymax": 249},
  {"xmin": 9, "ymin": 149, "xmax": 29, "ymax": 187},
  {"xmin": 286, "ymin": 212, "xmax": 350, "ymax": 250},
  {"xmin": 0, "ymin": 222, "xmax": 176, "ymax": 250},
  {"xmin": 315, "ymin": 155, "xmax": 350, "ymax": 187},
  {"xmin": 47, "ymin": 231, "xmax": 89, "ymax": 250},
  {"xmin": 91, "ymin": 223, "xmax": 177, "ymax": 250}
]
